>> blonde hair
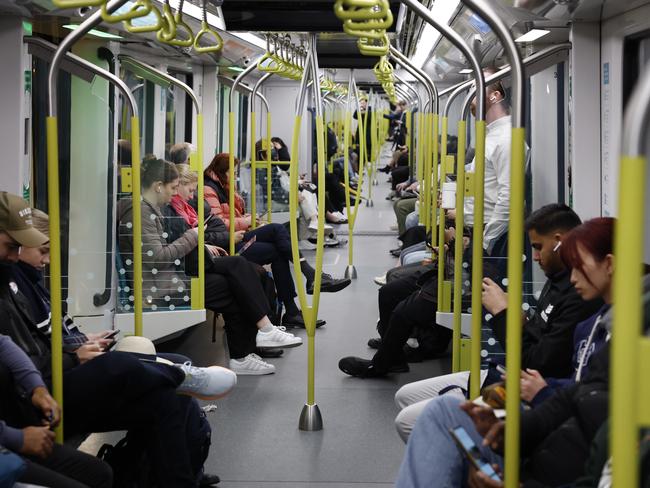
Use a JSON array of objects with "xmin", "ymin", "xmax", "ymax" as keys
[
  {"xmin": 31, "ymin": 208, "xmax": 49, "ymax": 237},
  {"xmin": 175, "ymin": 164, "xmax": 198, "ymax": 185}
]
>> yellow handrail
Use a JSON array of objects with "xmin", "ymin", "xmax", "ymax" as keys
[
  {"xmin": 124, "ymin": 5, "xmax": 163, "ymax": 33},
  {"xmin": 452, "ymin": 120, "xmax": 466, "ymax": 372},
  {"xmin": 193, "ymin": 1, "xmax": 223, "ymax": 54},
  {"xmin": 102, "ymin": 0, "xmax": 152, "ymax": 23}
]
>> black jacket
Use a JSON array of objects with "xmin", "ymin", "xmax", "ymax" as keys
[
  {"xmin": 0, "ymin": 264, "xmax": 79, "ymax": 382},
  {"xmin": 488, "ymin": 270, "xmax": 603, "ymax": 378}
]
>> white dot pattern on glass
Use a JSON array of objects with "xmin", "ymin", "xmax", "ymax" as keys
[
  {"xmin": 124, "ymin": 304, "xmax": 131, "ymax": 311},
  {"xmin": 124, "ymin": 286, "xmax": 130, "ymax": 292},
  {"xmin": 126, "ymin": 222, "xmax": 133, "ymax": 229},
  {"xmin": 151, "ymin": 304, "xmax": 158, "ymax": 311},
  {"xmin": 129, "ymin": 295, "xmax": 134, "ymax": 302},
  {"xmin": 462, "ymin": 262, "xmax": 469, "ymax": 269},
  {"xmin": 172, "ymin": 277, "xmax": 179, "ymax": 284},
  {"xmin": 147, "ymin": 250, "xmax": 154, "ymax": 257},
  {"xmin": 174, "ymin": 259, "xmax": 181, "ymax": 265},
  {"xmin": 126, "ymin": 259, "xmax": 132, "ymax": 265},
  {"xmin": 522, "ymin": 302, "xmax": 531, "ymax": 311},
  {"xmin": 502, "ymin": 278, "xmax": 509, "ymax": 286},
  {"xmin": 65, "ymin": 297, "xmax": 73, "ymax": 304},
  {"xmin": 164, "ymin": 295, "xmax": 171, "ymax": 302},
  {"xmin": 488, "ymin": 338, "xmax": 496, "ymax": 346},
  {"xmin": 169, "ymin": 304, "xmax": 176, "ymax": 311},
  {"xmin": 146, "ymin": 296, "xmax": 152, "ymax": 302},
  {"xmin": 151, "ymin": 268, "xmax": 158, "ymax": 274},
  {"xmin": 183, "ymin": 296, "xmax": 190, "ymax": 302},
  {"xmin": 151, "ymin": 286, "xmax": 157, "ymax": 292},
  {"xmin": 150, "ymin": 213, "xmax": 156, "ymax": 220},
  {"xmin": 467, "ymin": 307, "xmax": 472, "ymax": 313},
  {"xmin": 480, "ymin": 350, "xmax": 488, "ymax": 358},
  {"xmin": 177, "ymin": 286, "xmax": 184, "ymax": 293},
  {"xmin": 119, "ymin": 268, "xmax": 126, "ymax": 275},
  {"xmin": 485, "ymin": 313, "xmax": 493, "ymax": 321},
  {"xmin": 522, "ymin": 254, "xmax": 527, "ymax": 262},
  {"xmin": 162, "ymin": 232, "xmax": 168, "ymax": 238}
]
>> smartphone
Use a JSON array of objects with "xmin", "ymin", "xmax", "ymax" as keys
[
  {"xmin": 104, "ymin": 339, "xmax": 118, "ymax": 352},
  {"xmin": 449, "ymin": 426, "xmax": 502, "ymax": 481},
  {"xmin": 103, "ymin": 329, "xmax": 120, "ymax": 340},
  {"xmin": 236, "ymin": 235, "xmax": 257, "ymax": 256}
]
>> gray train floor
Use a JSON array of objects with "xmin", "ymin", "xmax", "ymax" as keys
[{"xmin": 80, "ymin": 146, "xmax": 452, "ymax": 487}]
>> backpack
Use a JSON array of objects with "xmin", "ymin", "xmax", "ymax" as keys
[{"xmin": 97, "ymin": 399, "xmax": 211, "ymax": 487}]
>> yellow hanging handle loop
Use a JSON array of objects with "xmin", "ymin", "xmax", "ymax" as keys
[
  {"xmin": 357, "ymin": 34, "xmax": 390, "ymax": 56},
  {"xmin": 124, "ymin": 4, "xmax": 163, "ymax": 33},
  {"xmin": 52, "ymin": 0, "xmax": 102, "ymax": 9},
  {"xmin": 334, "ymin": 0, "xmax": 390, "ymax": 20},
  {"xmin": 102, "ymin": 0, "xmax": 152, "ymax": 23},
  {"xmin": 193, "ymin": 1, "xmax": 223, "ymax": 53},
  {"xmin": 156, "ymin": 1, "xmax": 177, "ymax": 41}
]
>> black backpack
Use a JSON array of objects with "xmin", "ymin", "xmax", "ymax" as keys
[{"xmin": 97, "ymin": 400, "xmax": 212, "ymax": 487}]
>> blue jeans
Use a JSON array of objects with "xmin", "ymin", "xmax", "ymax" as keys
[
  {"xmin": 405, "ymin": 210, "xmax": 419, "ymax": 231},
  {"xmin": 395, "ymin": 396, "xmax": 503, "ymax": 488}
]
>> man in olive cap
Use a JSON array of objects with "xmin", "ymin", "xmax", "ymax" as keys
[{"xmin": 0, "ymin": 192, "xmax": 49, "ymax": 261}]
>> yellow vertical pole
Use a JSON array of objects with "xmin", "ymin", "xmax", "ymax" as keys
[
  {"xmin": 422, "ymin": 113, "xmax": 431, "ymax": 231},
  {"xmin": 196, "ymin": 114, "xmax": 205, "ymax": 308},
  {"xmin": 504, "ymin": 127, "xmax": 526, "ymax": 488},
  {"xmin": 430, "ymin": 114, "xmax": 439, "ymax": 248},
  {"xmin": 452, "ymin": 120, "xmax": 466, "ymax": 373},
  {"xmin": 469, "ymin": 120, "xmax": 486, "ymax": 399},
  {"xmin": 266, "ymin": 112, "xmax": 272, "ymax": 223},
  {"xmin": 131, "ymin": 116, "xmax": 143, "ymax": 332},
  {"xmin": 250, "ymin": 111, "xmax": 257, "ymax": 229},
  {"xmin": 343, "ymin": 108, "xmax": 353, "ymax": 266},
  {"xmin": 611, "ymin": 155, "xmax": 646, "ymax": 488},
  {"xmin": 46, "ymin": 116, "xmax": 64, "ymax": 443},
  {"xmin": 228, "ymin": 112, "xmax": 236, "ymax": 255},
  {"xmin": 437, "ymin": 116, "xmax": 449, "ymax": 308}
]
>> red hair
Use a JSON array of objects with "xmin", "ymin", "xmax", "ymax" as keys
[
  {"xmin": 205, "ymin": 152, "xmax": 239, "ymax": 188},
  {"xmin": 560, "ymin": 217, "xmax": 615, "ymax": 279}
]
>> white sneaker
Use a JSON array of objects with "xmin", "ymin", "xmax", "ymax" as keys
[
  {"xmin": 374, "ymin": 274, "xmax": 387, "ymax": 286},
  {"xmin": 257, "ymin": 326, "xmax": 303, "ymax": 349},
  {"xmin": 308, "ymin": 219, "xmax": 334, "ymax": 232},
  {"xmin": 229, "ymin": 354, "xmax": 276, "ymax": 375},
  {"xmin": 175, "ymin": 362, "xmax": 237, "ymax": 400}
]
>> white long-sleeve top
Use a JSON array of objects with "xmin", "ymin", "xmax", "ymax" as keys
[{"xmin": 464, "ymin": 116, "xmax": 521, "ymax": 253}]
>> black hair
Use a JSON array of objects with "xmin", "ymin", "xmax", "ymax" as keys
[
  {"xmin": 270, "ymin": 137, "xmax": 287, "ymax": 149},
  {"xmin": 141, "ymin": 158, "xmax": 179, "ymax": 189},
  {"xmin": 524, "ymin": 203, "xmax": 582, "ymax": 235}
]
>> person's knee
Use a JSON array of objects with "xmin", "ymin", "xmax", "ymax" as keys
[{"xmin": 395, "ymin": 407, "xmax": 415, "ymax": 443}]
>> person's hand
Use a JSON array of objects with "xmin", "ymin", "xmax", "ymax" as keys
[
  {"xmin": 272, "ymin": 141, "xmax": 282, "ymax": 150},
  {"xmin": 444, "ymin": 227, "xmax": 456, "ymax": 244},
  {"xmin": 468, "ymin": 465, "xmax": 504, "ymax": 488},
  {"xmin": 76, "ymin": 343, "xmax": 104, "ymax": 364},
  {"xmin": 447, "ymin": 208, "xmax": 456, "ymax": 220},
  {"xmin": 206, "ymin": 244, "xmax": 221, "ymax": 257},
  {"xmin": 396, "ymin": 182, "xmax": 408, "ymax": 192},
  {"xmin": 31, "ymin": 386, "xmax": 60, "ymax": 427},
  {"xmin": 407, "ymin": 182, "xmax": 418, "ymax": 192},
  {"xmin": 20, "ymin": 426, "xmax": 55, "ymax": 459},
  {"xmin": 242, "ymin": 215, "xmax": 253, "ymax": 229},
  {"xmin": 85, "ymin": 331, "xmax": 113, "ymax": 350},
  {"xmin": 298, "ymin": 193, "xmax": 305, "ymax": 203},
  {"xmin": 482, "ymin": 278, "xmax": 508, "ymax": 315},
  {"xmin": 461, "ymin": 402, "xmax": 499, "ymax": 437},
  {"xmin": 234, "ymin": 231, "xmax": 245, "ymax": 244},
  {"xmin": 520, "ymin": 369, "xmax": 547, "ymax": 403}
]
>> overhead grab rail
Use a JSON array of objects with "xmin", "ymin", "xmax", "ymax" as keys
[
  {"xmin": 461, "ymin": 2, "xmax": 526, "ymax": 488},
  {"xmin": 611, "ymin": 61, "xmax": 650, "ymax": 488},
  {"xmin": 193, "ymin": 0, "xmax": 224, "ymax": 53},
  {"xmin": 47, "ymin": 0, "xmax": 131, "ymax": 443},
  {"xmin": 119, "ymin": 55, "xmax": 206, "ymax": 311}
]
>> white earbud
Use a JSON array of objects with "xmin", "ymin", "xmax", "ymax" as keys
[{"xmin": 553, "ymin": 241, "xmax": 562, "ymax": 252}]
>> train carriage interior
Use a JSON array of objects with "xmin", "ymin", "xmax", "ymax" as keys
[{"xmin": 0, "ymin": 0, "xmax": 650, "ymax": 487}]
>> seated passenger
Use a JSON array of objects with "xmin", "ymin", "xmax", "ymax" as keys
[
  {"xmin": 0, "ymin": 191, "xmax": 230, "ymax": 487},
  {"xmin": 0, "ymin": 334, "xmax": 113, "ymax": 488},
  {"xmin": 203, "ymin": 153, "xmax": 351, "ymax": 310},
  {"xmin": 169, "ymin": 142, "xmax": 193, "ymax": 165},
  {"xmin": 119, "ymin": 159, "xmax": 303, "ymax": 374},
  {"xmin": 393, "ymin": 204, "xmax": 603, "ymax": 441},
  {"xmin": 395, "ymin": 217, "xmax": 638, "ymax": 488}
]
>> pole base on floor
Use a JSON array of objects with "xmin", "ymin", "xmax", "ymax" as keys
[
  {"xmin": 344, "ymin": 265, "xmax": 357, "ymax": 280},
  {"xmin": 373, "ymin": 179, "xmax": 379, "ymax": 186},
  {"xmin": 366, "ymin": 199, "xmax": 374, "ymax": 207},
  {"xmin": 299, "ymin": 403, "xmax": 323, "ymax": 431}
]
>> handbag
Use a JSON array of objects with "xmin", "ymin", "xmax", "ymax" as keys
[{"xmin": 0, "ymin": 445, "xmax": 26, "ymax": 488}]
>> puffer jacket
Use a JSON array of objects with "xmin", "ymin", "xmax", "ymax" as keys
[
  {"xmin": 203, "ymin": 170, "xmax": 249, "ymax": 231},
  {"xmin": 117, "ymin": 197, "xmax": 197, "ymax": 303}
]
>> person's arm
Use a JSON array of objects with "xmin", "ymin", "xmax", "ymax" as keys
[
  {"xmin": 142, "ymin": 207, "xmax": 198, "ymax": 263},
  {"xmin": 0, "ymin": 335, "xmax": 46, "ymax": 395},
  {"xmin": 0, "ymin": 421, "xmax": 24, "ymax": 452},
  {"xmin": 483, "ymin": 142, "xmax": 510, "ymax": 251},
  {"xmin": 277, "ymin": 147, "xmax": 291, "ymax": 161}
]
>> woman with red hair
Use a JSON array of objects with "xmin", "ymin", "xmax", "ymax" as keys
[{"xmin": 204, "ymin": 153, "xmax": 350, "ymax": 328}]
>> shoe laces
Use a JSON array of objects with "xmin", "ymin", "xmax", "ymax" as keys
[
  {"xmin": 248, "ymin": 353, "xmax": 269, "ymax": 365},
  {"xmin": 178, "ymin": 361, "xmax": 205, "ymax": 388}
]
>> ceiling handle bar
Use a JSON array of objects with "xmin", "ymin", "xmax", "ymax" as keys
[
  {"xmin": 461, "ymin": 2, "xmax": 526, "ymax": 488},
  {"xmin": 611, "ymin": 60, "xmax": 650, "ymax": 488},
  {"xmin": 388, "ymin": 47, "xmax": 432, "ymax": 112},
  {"xmin": 46, "ymin": 0, "xmax": 130, "ymax": 444}
]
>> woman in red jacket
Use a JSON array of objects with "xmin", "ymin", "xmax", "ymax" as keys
[{"xmin": 203, "ymin": 153, "xmax": 351, "ymax": 328}]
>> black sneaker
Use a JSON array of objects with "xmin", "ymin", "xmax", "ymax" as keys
[
  {"xmin": 282, "ymin": 314, "xmax": 325, "ymax": 329},
  {"xmin": 338, "ymin": 357, "xmax": 409, "ymax": 378},
  {"xmin": 307, "ymin": 274, "xmax": 351, "ymax": 295},
  {"xmin": 200, "ymin": 473, "xmax": 220, "ymax": 486},
  {"xmin": 390, "ymin": 247, "xmax": 402, "ymax": 257},
  {"xmin": 367, "ymin": 337, "xmax": 382, "ymax": 349}
]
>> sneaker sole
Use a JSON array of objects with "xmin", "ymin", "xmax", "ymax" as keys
[
  {"xmin": 256, "ymin": 340, "xmax": 303, "ymax": 349},
  {"xmin": 231, "ymin": 368, "xmax": 276, "ymax": 376},
  {"xmin": 177, "ymin": 386, "xmax": 236, "ymax": 401}
]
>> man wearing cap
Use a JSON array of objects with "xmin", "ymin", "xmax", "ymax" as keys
[{"xmin": 0, "ymin": 192, "xmax": 230, "ymax": 487}]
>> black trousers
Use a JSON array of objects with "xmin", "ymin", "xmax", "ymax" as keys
[
  {"xmin": 0, "ymin": 363, "xmax": 113, "ymax": 488},
  {"xmin": 390, "ymin": 166, "xmax": 410, "ymax": 190},
  {"xmin": 237, "ymin": 223, "xmax": 298, "ymax": 307},
  {"xmin": 61, "ymin": 352, "xmax": 196, "ymax": 488},
  {"xmin": 205, "ymin": 256, "xmax": 271, "ymax": 359},
  {"xmin": 372, "ymin": 275, "xmax": 448, "ymax": 372}
]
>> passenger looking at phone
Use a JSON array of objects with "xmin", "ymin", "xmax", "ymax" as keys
[
  {"xmin": 119, "ymin": 160, "xmax": 302, "ymax": 375},
  {"xmin": 0, "ymin": 192, "xmax": 235, "ymax": 487},
  {"xmin": 203, "ymin": 153, "xmax": 351, "ymax": 328},
  {"xmin": 393, "ymin": 204, "xmax": 603, "ymax": 441},
  {"xmin": 395, "ymin": 217, "xmax": 648, "ymax": 488}
]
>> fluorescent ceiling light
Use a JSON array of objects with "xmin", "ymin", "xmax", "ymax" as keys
[
  {"xmin": 63, "ymin": 25, "xmax": 123, "ymax": 39},
  {"xmin": 515, "ymin": 29, "xmax": 550, "ymax": 43},
  {"xmin": 459, "ymin": 68, "xmax": 473, "ymax": 74},
  {"xmin": 412, "ymin": 0, "xmax": 460, "ymax": 70},
  {"xmin": 226, "ymin": 66, "xmax": 245, "ymax": 72}
]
